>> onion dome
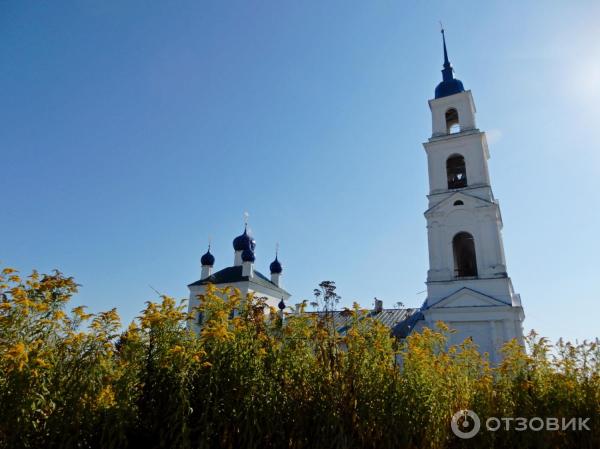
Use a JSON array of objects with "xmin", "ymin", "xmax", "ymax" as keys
[
  {"xmin": 200, "ymin": 247, "xmax": 215, "ymax": 266},
  {"xmin": 232, "ymin": 226, "xmax": 256, "ymax": 251},
  {"xmin": 434, "ymin": 28, "xmax": 465, "ymax": 99},
  {"xmin": 241, "ymin": 248, "xmax": 255, "ymax": 263},
  {"xmin": 270, "ymin": 256, "xmax": 282, "ymax": 274},
  {"xmin": 278, "ymin": 298, "xmax": 286, "ymax": 310}
]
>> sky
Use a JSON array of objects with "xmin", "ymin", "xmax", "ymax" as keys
[{"xmin": 2, "ymin": 1, "xmax": 599, "ymax": 344}]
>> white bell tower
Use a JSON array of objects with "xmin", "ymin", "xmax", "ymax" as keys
[{"xmin": 420, "ymin": 30, "xmax": 524, "ymax": 362}]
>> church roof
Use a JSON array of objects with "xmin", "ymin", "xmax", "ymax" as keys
[
  {"xmin": 435, "ymin": 28, "xmax": 465, "ymax": 99},
  {"xmin": 309, "ymin": 308, "xmax": 423, "ymax": 339},
  {"xmin": 188, "ymin": 265, "xmax": 291, "ymax": 296}
]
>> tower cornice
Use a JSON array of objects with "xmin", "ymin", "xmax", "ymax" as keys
[
  {"xmin": 425, "ymin": 128, "xmax": 481, "ymax": 144},
  {"xmin": 423, "ymin": 131, "xmax": 490, "ymax": 163}
]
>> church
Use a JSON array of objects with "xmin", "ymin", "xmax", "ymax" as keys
[
  {"xmin": 187, "ymin": 226, "xmax": 291, "ymax": 333},
  {"xmin": 187, "ymin": 31, "xmax": 525, "ymax": 363}
]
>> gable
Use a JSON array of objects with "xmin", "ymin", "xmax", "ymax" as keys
[
  {"xmin": 428, "ymin": 287, "xmax": 509, "ymax": 308},
  {"xmin": 425, "ymin": 191, "xmax": 494, "ymax": 218}
]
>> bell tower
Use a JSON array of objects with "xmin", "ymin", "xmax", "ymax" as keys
[{"xmin": 420, "ymin": 29, "xmax": 525, "ymax": 362}]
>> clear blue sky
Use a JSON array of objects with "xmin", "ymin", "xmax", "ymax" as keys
[{"xmin": 2, "ymin": 1, "xmax": 599, "ymax": 343}]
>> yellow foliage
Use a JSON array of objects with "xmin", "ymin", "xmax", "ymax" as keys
[
  {"xmin": 0, "ymin": 267, "xmax": 598, "ymax": 449},
  {"xmin": 5, "ymin": 341, "xmax": 29, "ymax": 372},
  {"xmin": 52, "ymin": 310, "xmax": 67, "ymax": 321},
  {"xmin": 97, "ymin": 385, "xmax": 116, "ymax": 407}
]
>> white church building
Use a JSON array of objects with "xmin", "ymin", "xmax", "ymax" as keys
[{"xmin": 188, "ymin": 31, "xmax": 525, "ymax": 362}]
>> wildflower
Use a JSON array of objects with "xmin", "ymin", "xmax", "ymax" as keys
[
  {"xmin": 98, "ymin": 385, "xmax": 116, "ymax": 407},
  {"xmin": 34, "ymin": 358, "xmax": 50, "ymax": 369},
  {"xmin": 6, "ymin": 342, "xmax": 29, "ymax": 372},
  {"xmin": 169, "ymin": 345, "xmax": 185, "ymax": 354},
  {"xmin": 53, "ymin": 310, "xmax": 67, "ymax": 320},
  {"xmin": 72, "ymin": 305, "xmax": 93, "ymax": 320},
  {"xmin": 33, "ymin": 302, "xmax": 49, "ymax": 312}
]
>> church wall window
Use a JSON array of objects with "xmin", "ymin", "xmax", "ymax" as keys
[
  {"xmin": 445, "ymin": 108, "xmax": 460, "ymax": 134},
  {"xmin": 446, "ymin": 154, "xmax": 468, "ymax": 189},
  {"xmin": 453, "ymin": 232, "xmax": 478, "ymax": 278}
]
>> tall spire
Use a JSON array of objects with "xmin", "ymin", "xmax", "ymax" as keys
[
  {"xmin": 442, "ymin": 28, "xmax": 450, "ymax": 65},
  {"xmin": 440, "ymin": 26, "xmax": 454, "ymax": 81},
  {"xmin": 434, "ymin": 25, "xmax": 465, "ymax": 99}
]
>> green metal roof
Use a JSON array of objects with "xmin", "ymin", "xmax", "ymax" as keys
[{"xmin": 308, "ymin": 308, "xmax": 423, "ymax": 339}]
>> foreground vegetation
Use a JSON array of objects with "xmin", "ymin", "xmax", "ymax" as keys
[{"xmin": 0, "ymin": 268, "xmax": 598, "ymax": 449}]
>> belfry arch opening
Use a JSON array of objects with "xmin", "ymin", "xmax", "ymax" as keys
[
  {"xmin": 446, "ymin": 154, "xmax": 467, "ymax": 189},
  {"xmin": 453, "ymin": 232, "xmax": 478, "ymax": 278},
  {"xmin": 445, "ymin": 108, "xmax": 460, "ymax": 134}
]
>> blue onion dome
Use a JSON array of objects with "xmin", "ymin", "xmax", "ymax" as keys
[
  {"xmin": 201, "ymin": 248, "xmax": 215, "ymax": 266},
  {"xmin": 435, "ymin": 77, "xmax": 464, "ymax": 99},
  {"xmin": 270, "ymin": 256, "xmax": 282, "ymax": 274},
  {"xmin": 241, "ymin": 248, "xmax": 255, "ymax": 263},
  {"xmin": 232, "ymin": 227, "xmax": 256, "ymax": 251},
  {"xmin": 278, "ymin": 298, "xmax": 286, "ymax": 310}
]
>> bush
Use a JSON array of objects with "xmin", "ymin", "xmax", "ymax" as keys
[{"xmin": 0, "ymin": 268, "xmax": 598, "ymax": 449}]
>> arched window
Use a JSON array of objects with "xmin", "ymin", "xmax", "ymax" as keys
[
  {"xmin": 453, "ymin": 200, "xmax": 464, "ymax": 206},
  {"xmin": 445, "ymin": 108, "xmax": 460, "ymax": 134},
  {"xmin": 447, "ymin": 154, "xmax": 468, "ymax": 189},
  {"xmin": 453, "ymin": 232, "xmax": 478, "ymax": 278}
]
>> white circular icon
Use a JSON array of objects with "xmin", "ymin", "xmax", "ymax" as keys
[{"xmin": 451, "ymin": 409, "xmax": 481, "ymax": 439}]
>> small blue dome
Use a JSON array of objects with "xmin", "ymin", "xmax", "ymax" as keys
[
  {"xmin": 278, "ymin": 298, "xmax": 286, "ymax": 310},
  {"xmin": 270, "ymin": 256, "xmax": 282, "ymax": 274},
  {"xmin": 435, "ymin": 78, "xmax": 464, "ymax": 99},
  {"xmin": 201, "ymin": 248, "xmax": 215, "ymax": 266},
  {"xmin": 241, "ymin": 248, "xmax": 255, "ymax": 263},
  {"xmin": 233, "ymin": 227, "xmax": 256, "ymax": 251}
]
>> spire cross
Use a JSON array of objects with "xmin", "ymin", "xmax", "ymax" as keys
[{"xmin": 242, "ymin": 211, "xmax": 250, "ymax": 235}]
